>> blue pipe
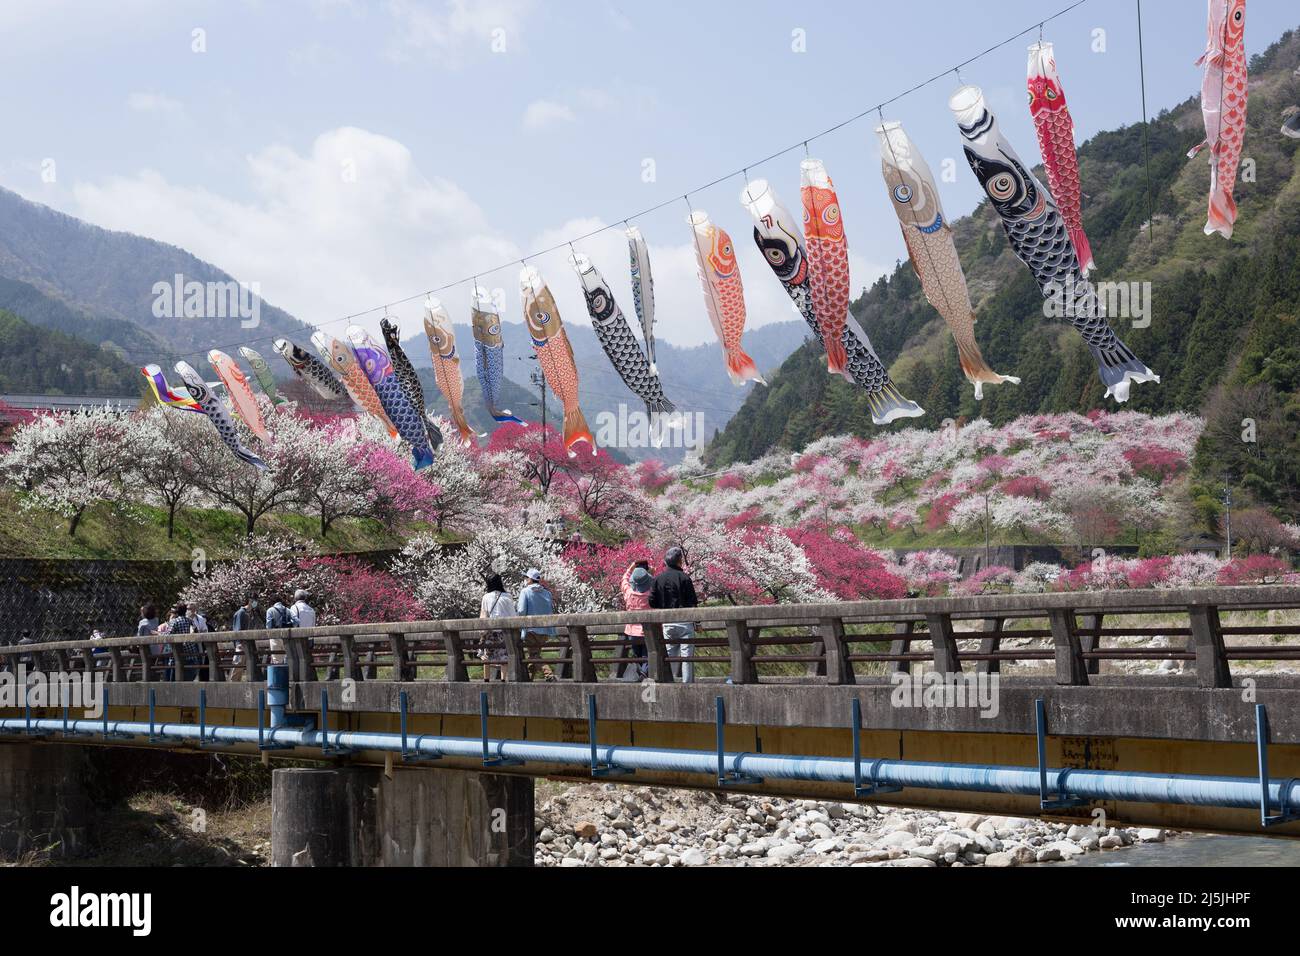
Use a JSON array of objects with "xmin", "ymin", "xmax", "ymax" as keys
[{"xmin": 2, "ymin": 716, "xmax": 1296, "ymax": 816}]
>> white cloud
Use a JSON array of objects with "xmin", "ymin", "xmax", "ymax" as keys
[
  {"xmin": 385, "ymin": 0, "xmax": 536, "ymax": 67},
  {"xmin": 522, "ymin": 99, "xmax": 577, "ymax": 131},
  {"xmin": 126, "ymin": 92, "xmax": 184, "ymax": 116}
]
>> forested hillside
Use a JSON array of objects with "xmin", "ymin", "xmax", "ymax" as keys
[{"xmin": 708, "ymin": 26, "xmax": 1300, "ymax": 524}]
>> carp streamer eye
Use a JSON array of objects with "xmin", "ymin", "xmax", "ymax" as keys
[
  {"xmin": 893, "ymin": 184, "xmax": 913, "ymax": 204},
  {"xmin": 822, "ymin": 205, "xmax": 840, "ymax": 226},
  {"xmin": 1046, "ymin": 87, "xmax": 1059, "ymax": 101},
  {"xmin": 989, "ymin": 173, "xmax": 1017, "ymax": 201},
  {"xmin": 766, "ymin": 248, "xmax": 787, "ymax": 266}
]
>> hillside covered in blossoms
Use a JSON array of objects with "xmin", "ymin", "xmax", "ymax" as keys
[{"xmin": 3, "ymin": 399, "xmax": 1295, "ymax": 629}]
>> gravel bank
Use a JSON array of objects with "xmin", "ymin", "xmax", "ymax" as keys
[{"xmin": 534, "ymin": 782, "xmax": 1178, "ymax": 867}]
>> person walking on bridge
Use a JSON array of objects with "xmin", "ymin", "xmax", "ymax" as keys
[
  {"xmin": 650, "ymin": 547, "xmax": 698, "ymax": 683},
  {"xmin": 517, "ymin": 568, "xmax": 557, "ymax": 682},
  {"xmin": 619, "ymin": 561, "xmax": 653, "ymax": 682},
  {"xmin": 479, "ymin": 573, "xmax": 515, "ymax": 682}
]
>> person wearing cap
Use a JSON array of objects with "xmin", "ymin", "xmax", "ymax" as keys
[
  {"xmin": 618, "ymin": 561, "xmax": 653, "ymax": 682},
  {"xmin": 516, "ymin": 568, "xmax": 556, "ymax": 681},
  {"xmin": 650, "ymin": 547, "xmax": 699, "ymax": 683}
]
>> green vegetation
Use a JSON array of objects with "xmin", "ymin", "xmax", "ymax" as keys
[
  {"xmin": 0, "ymin": 310, "xmax": 145, "ymax": 395},
  {"xmin": 708, "ymin": 27, "xmax": 1300, "ymax": 528}
]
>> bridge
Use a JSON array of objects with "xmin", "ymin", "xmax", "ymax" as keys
[{"xmin": 2, "ymin": 585, "xmax": 1298, "ymax": 866}]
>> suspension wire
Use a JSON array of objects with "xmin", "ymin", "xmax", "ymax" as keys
[{"xmin": 141, "ymin": 0, "xmax": 1095, "ymax": 366}]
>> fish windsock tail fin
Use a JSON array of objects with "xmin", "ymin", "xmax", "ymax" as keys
[
  {"xmin": 452, "ymin": 411, "xmax": 477, "ymax": 446},
  {"xmin": 724, "ymin": 347, "xmax": 766, "ymax": 386},
  {"xmin": 645, "ymin": 396, "xmax": 676, "ymax": 415},
  {"xmin": 1069, "ymin": 227, "xmax": 1095, "ymax": 276},
  {"xmin": 865, "ymin": 382, "xmax": 925, "ymax": 426},
  {"xmin": 236, "ymin": 448, "xmax": 268, "ymax": 471},
  {"xmin": 957, "ymin": 338, "xmax": 1021, "ymax": 401},
  {"xmin": 491, "ymin": 409, "xmax": 527, "ymax": 425},
  {"xmin": 563, "ymin": 406, "xmax": 595, "ymax": 455},
  {"xmin": 411, "ymin": 445, "xmax": 436, "ymax": 471},
  {"xmin": 1089, "ymin": 340, "xmax": 1160, "ymax": 404},
  {"xmin": 424, "ymin": 418, "xmax": 444, "ymax": 450},
  {"xmin": 1187, "ymin": 138, "xmax": 1209, "ymax": 160},
  {"xmin": 824, "ymin": 338, "xmax": 849, "ymax": 377},
  {"xmin": 1204, "ymin": 172, "xmax": 1237, "ymax": 239}
]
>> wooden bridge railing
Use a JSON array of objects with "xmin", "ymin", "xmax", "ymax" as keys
[{"xmin": 2, "ymin": 586, "xmax": 1298, "ymax": 689}]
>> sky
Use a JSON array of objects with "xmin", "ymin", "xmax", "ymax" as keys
[{"xmin": 3, "ymin": 0, "xmax": 1297, "ymax": 349}]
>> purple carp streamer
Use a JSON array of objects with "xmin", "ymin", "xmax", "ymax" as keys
[
  {"xmin": 876, "ymin": 121, "xmax": 1019, "ymax": 399},
  {"xmin": 950, "ymin": 84, "xmax": 1158, "ymax": 403},
  {"xmin": 174, "ymin": 361, "xmax": 266, "ymax": 470},
  {"xmin": 740, "ymin": 179, "xmax": 922, "ymax": 425},
  {"xmin": 346, "ymin": 325, "xmax": 436, "ymax": 470},
  {"xmin": 311, "ymin": 331, "xmax": 400, "ymax": 439},
  {"xmin": 569, "ymin": 251, "xmax": 675, "ymax": 416}
]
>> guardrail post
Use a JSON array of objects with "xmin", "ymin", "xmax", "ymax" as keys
[
  {"xmin": 441, "ymin": 630, "xmax": 468, "ymax": 683},
  {"xmin": 641, "ymin": 622, "xmax": 673, "ymax": 684},
  {"xmin": 925, "ymin": 614, "xmax": 962, "ymax": 674},
  {"xmin": 77, "ymin": 648, "xmax": 94, "ymax": 676},
  {"xmin": 338, "ymin": 635, "xmax": 362, "ymax": 682},
  {"xmin": 133, "ymin": 645, "xmax": 150, "ymax": 682},
  {"xmin": 725, "ymin": 620, "xmax": 758, "ymax": 685},
  {"xmin": 1079, "ymin": 613, "xmax": 1103, "ymax": 676},
  {"xmin": 107, "ymin": 647, "xmax": 125, "ymax": 682},
  {"xmin": 240, "ymin": 640, "xmax": 262, "ymax": 683},
  {"xmin": 387, "ymin": 633, "xmax": 410, "ymax": 682},
  {"xmin": 816, "ymin": 617, "xmax": 854, "ymax": 686},
  {"xmin": 1049, "ymin": 610, "xmax": 1089, "ymax": 686},
  {"xmin": 503, "ymin": 629, "xmax": 529, "ymax": 683},
  {"xmin": 977, "ymin": 618, "xmax": 1003, "ymax": 675},
  {"xmin": 566, "ymin": 625, "xmax": 596, "ymax": 683},
  {"xmin": 171, "ymin": 642, "xmax": 186, "ymax": 682},
  {"xmin": 1188, "ymin": 604, "xmax": 1231, "ymax": 689},
  {"xmin": 205, "ymin": 641, "xmax": 225, "ymax": 682},
  {"xmin": 888, "ymin": 621, "xmax": 915, "ymax": 675}
]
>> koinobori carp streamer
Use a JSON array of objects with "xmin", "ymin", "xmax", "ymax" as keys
[
  {"xmin": 876, "ymin": 121, "xmax": 1019, "ymax": 399},
  {"xmin": 273, "ymin": 338, "xmax": 347, "ymax": 402},
  {"xmin": 569, "ymin": 251, "xmax": 675, "ymax": 416},
  {"xmin": 687, "ymin": 210, "xmax": 764, "ymax": 387},
  {"xmin": 1027, "ymin": 41, "xmax": 1094, "ymax": 274},
  {"xmin": 238, "ymin": 346, "xmax": 286, "ymax": 407},
  {"xmin": 381, "ymin": 315, "xmax": 444, "ymax": 452},
  {"xmin": 422, "ymin": 298, "xmax": 476, "ymax": 446},
  {"xmin": 312, "ymin": 331, "xmax": 400, "ymax": 439},
  {"xmin": 626, "ymin": 226, "xmax": 658, "ymax": 376},
  {"xmin": 520, "ymin": 266, "xmax": 594, "ymax": 454},
  {"xmin": 1189, "ymin": 0, "xmax": 1248, "ymax": 239},
  {"xmin": 141, "ymin": 363, "xmax": 202, "ymax": 413},
  {"xmin": 951, "ymin": 84, "xmax": 1158, "ymax": 403},
  {"xmin": 800, "ymin": 158, "xmax": 851, "ymax": 377},
  {"xmin": 208, "ymin": 349, "xmax": 270, "ymax": 443},
  {"xmin": 346, "ymin": 325, "xmax": 437, "ymax": 470},
  {"xmin": 739, "ymin": 178, "xmax": 923, "ymax": 425},
  {"xmin": 174, "ymin": 360, "xmax": 267, "ymax": 470},
  {"xmin": 471, "ymin": 285, "xmax": 524, "ymax": 426}
]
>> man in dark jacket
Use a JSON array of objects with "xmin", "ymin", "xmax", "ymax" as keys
[{"xmin": 650, "ymin": 547, "xmax": 699, "ymax": 683}]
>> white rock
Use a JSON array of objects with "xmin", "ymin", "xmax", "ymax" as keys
[
  {"xmin": 1035, "ymin": 846, "xmax": 1063, "ymax": 863},
  {"xmin": 984, "ymin": 851, "xmax": 1017, "ymax": 868},
  {"xmin": 767, "ymin": 843, "xmax": 805, "ymax": 861},
  {"xmin": 877, "ymin": 831, "xmax": 919, "ymax": 850},
  {"xmin": 1136, "ymin": 828, "xmax": 1166, "ymax": 843},
  {"xmin": 680, "ymin": 848, "xmax": 706, "ymax": 866}
]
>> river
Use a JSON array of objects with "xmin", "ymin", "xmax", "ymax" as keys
[{"xmin": 1060, "ymin": 834, "xmax": 1300, "ymax": 866}]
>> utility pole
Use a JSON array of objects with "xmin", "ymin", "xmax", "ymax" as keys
[
  {"xmin": 1222, "ymin": 486, "xmax": 1233, "ymax": 559},
  {"xmin": 530, "ymin": 367, "xmax": 548, "ymax": 497}
]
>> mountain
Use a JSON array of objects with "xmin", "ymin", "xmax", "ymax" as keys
[
  {"xmin": 0, "ymin": 274, "xmax": 169, "ymax": 362},
  {"xmin": 707, "ymin": 27, "xmax": 1300, "ymax": 481},
  {"xmin": 405, "ymin": 318, "xmax": 806, "ymax": 462},
  {"xmin": 0, "ymin": 186, "xmax": 312, "ymax": 364},
  {"xmin": 0, "ymin": 310, "xmax": 143, "ymax": 395}
]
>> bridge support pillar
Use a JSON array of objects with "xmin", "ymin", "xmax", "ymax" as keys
[
  {"xmin": 271, "ymin": 766, "xmax": 533, "ymax": 867},
  {"xmin": 0, "ymin": 742, "xmax": 90, "ymax": 860}
]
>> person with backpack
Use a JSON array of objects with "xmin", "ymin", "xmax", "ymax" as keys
[
  {"xmin": 618, "ymin": 561, "xmax": 653, "ymax": 682},
  {"xmin": 478, "ymin": 574, "xmax": 515, "ymax": 682},
  {"xmin": 650, "ymin": 547, "xmax": 699, "ymax": 683},
  {"xmin": 516, "ymin": 568, "xmax": 556, "ymax": 681},
  {"xmin": 265, "ymin": 596, "xmax": 294, "ymax": 665}
]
